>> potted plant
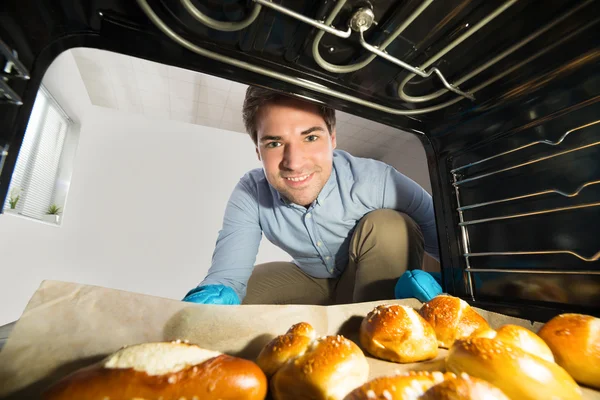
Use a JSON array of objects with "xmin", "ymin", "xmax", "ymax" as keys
[
  {"xmin": 43, "ymin": 204, "xmax": 62, "ymax": 224},
  {"xmin": 5, "ymin": 187, "xmax": 22, "ymax": 214}
]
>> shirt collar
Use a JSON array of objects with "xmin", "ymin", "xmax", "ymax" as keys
[{"xmin": 316, "ymin": 165, "xmax": 337, "ymax": 205}]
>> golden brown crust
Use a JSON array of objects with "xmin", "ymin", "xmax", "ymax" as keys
[
  {"xmin": 538, "ymin": 313, "xmax": 600, "ymax": 389},
  {"xmin": 344, "ymin": 371, "xmax": 453, "ymax": 399},
  {"xmin": 420, "ymin": 373, "xmax": 509, "ymax": 400},
  {"xmin": 468, "ymin": 327, "xmax": 496, "ymax": 339},
  {"xmin": 447, "ymin": 337, "xmax": 582, "ymax": 400},
  {"xmin": 344, "ymin": 371, "xmax": 508, "ymax": 400},
  {"xmin": 287, "ymin": 321, "xmax": 315, "ymax": 337},
  {"xmin": 256, "ymin": 334, "xmax": 312, "ymax": 377},
  {"xmin": 43, "ymin": 353, "xmax": 267, "ymax": 400},
  {"xmin": 271, "ymin": 335, "xmax": 369, "ymax": 400},
  {"xmin": 419, "ymin": 295, "xmax": 489, "ymax": 349},
  {"xmin": 487, "ymin": 324, "xmax": 554, "ymax": 362},
  {"xmin": 257, "ymin": 322, "xmax": 369, "ymax": 400},
  {"xmin": 360, "ymin": 305, "xmax": 438, "ymax": 363}
]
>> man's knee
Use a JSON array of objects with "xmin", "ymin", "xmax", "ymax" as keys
[
  {"xmin": 357, "ymin": 209, "xmax": 419, "ymax": 236},
  {"xmin": 246, "ymin": 262, "xmax": 278, "ymax": 284},
  {"xmin": 351, "ymin": 209, "xmax": 424, "ymax": 267},
  {"xmin": 243, "ymin": 262, "xmax": 331, "ymax": 305}
]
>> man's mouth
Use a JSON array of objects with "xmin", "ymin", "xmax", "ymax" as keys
[{"xmin": 284, "ymin": 174, "xmax": 311, "ymax": 182}]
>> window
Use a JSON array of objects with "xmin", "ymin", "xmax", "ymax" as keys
[{"xmin": 3, "ymin": 85, "xmax": 71, "ymax": 223}]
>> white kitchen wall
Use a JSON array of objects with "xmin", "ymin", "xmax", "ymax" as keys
[
  {"xmin": 0, "ymin": 105, "xmax": 291, "ymax": 325},
  {"xmin": 380, "ymin": 137, "xmax": 432, "ymax": 194}
]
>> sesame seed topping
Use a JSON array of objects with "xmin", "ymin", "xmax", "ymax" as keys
[{"xmin": 432, "ymin": 371, "xmax": 444, "ymax": 382}]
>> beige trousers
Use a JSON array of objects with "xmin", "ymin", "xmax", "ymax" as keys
[{"xmin": 242, "ymin": 209, "xmax": 435, "ymax": 305}]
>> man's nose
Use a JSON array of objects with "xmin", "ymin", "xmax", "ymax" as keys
[{"xmin": 281, "ymin": 142, "xmax": 305, "ymax": 171}]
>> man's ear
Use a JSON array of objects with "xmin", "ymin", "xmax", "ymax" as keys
[
  {"xmin": 255, "ymin": 146, "xmax": 261, "ymax": 161},
  {"xmin": 331, "ymin": 128, "xmax": 337, "ymax": 150}
]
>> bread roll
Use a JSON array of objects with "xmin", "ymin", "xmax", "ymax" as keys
[
  {"xmin": 258, "ymin": 322, "xmax": 369, "ymax": 400},
  {"xmin": 256, "ymin": 322, "xmax": 316, "ymax": 377},
  {"xmin": 446, "ymin": 337, "xmax": 582, "ymax": 400},
  {"xmin": 537, "ymin": 313, "xmax": 600, "ymax": 389},
  {"xmin": 470, "ymin": 324, "xmax": 554, "ymax": 362},
  {"xmin": 360, "ymin": 305, "xmax": 438, "ymax": 363},
  {"xmin": 43, "ymin": 341, "xmax": 267, "ymax": 400},
  {"xmin": 344, "ymin": 371, "xmax": 508, "ymax": 400},
  {"xmin": 344, "ymin": 371, "xmax": 451, "ymax": 399},
  {"xmin": 419, "ymin": 295, "xmax": 489, "ymax": 349},
  {"xmin": 420, "ymin": 373, "xmax": 509, "ymax": 400}
]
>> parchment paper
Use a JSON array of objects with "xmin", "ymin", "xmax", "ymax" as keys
[{"xmin": 0, "ymin": 280, "xmax": 598, "ymax": 399}]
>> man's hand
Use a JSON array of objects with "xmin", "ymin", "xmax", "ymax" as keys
[
  {"xmin": 182, "ymin": 285, "xmax": 241, "ymax": 305},
  {"xmin": 395, "ymin": 270, "xmax": 442, "ymax": 302}
]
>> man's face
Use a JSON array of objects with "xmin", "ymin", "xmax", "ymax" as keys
[{"xmin": 255, "ymin": 98, "xmax": 336, "ymax": 207}]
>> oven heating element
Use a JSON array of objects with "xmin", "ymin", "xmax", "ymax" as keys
[{"xmin": 136, "ymin": 0, "xmax": 596, "ymax": 117}]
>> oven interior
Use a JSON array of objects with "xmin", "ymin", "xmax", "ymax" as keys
[{"xmin": 1, "ymin": 0, "xmax": 599, "ymax": 321}]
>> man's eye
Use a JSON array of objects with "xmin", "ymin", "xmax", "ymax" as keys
[
  {"xmin": 266, "ymin": 142, "xmax": 281, "ymax": 148},
  {"xmin": 306, "ymin": 135, "xmax": 319, "ymax": 142}
]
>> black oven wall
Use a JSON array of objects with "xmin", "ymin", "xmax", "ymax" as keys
[{"xmin": 427, "ymin": 15, "xmax": 600, "ymax": 319}]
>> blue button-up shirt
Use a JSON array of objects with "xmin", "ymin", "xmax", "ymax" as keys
[{"xmin": 200, "ymin": 150, "xmax": 439, "ymax": 299}]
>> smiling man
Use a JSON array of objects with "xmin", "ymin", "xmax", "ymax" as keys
[{"xmin": 183, "ymin": 86, "xmax": 440, "ymax": 305}]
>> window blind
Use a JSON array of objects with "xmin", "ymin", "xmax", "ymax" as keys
[{"xmin": 4, "ymin": 86, "xmax": 71, "ymax": 220}]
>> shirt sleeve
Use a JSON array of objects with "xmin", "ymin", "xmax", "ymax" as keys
[
  {"xmin": 381, "ymin": 166, "xmax": 440, "ymax": 261},
  {"xmin": 199, "ymin": 177, "xmax": 262, "ymax": 299}
]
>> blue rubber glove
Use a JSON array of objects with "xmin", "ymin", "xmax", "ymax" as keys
[
  {"xmin": 182, "ymin": 284, "xmax": 241, "ymax": 305},
  {"xmin": 395, "ymin": 270, "xmax": 443, "ymax": 303}
]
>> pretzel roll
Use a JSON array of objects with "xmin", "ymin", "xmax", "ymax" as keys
[
  {"xmin": 271, "ymin": 334, "xmax": 369, "ymax": 400},
  {"xmin": 471, "ymin": 324, "xmax": 554, "ymax": 362},
  {"xmin": 43, "ymin": 341, "xmax": 267, "ymax": 400},
  {"xmin": 538, "ymin": 313, "xmax": 600, "ymax": 389},
  {"xmin": 420, "ymin": 373, "xmax": 509, "ymax": 400},
  {"xmin": 447, "ymin": 337, "xmax": 582, "ymax": 400},
  {"xmin": 419, "ymin": 295, "xmax": 489, "ymax": 348},
  {"xmin": 345, "ymin": 371, "xmax": 508, "ymax": 400},
  {"xmin": 256, "ymin": 322, "xmax": 316, "ymax": 377},
  {"xmin": 344, "ymin": 371, "xmax": 451, "ymax": 399},
  {"xmin": 360, "ymin": 304, "xmax": 438, "ymax": 363}
]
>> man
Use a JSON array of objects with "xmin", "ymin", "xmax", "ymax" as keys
[{"xmin": 183, "ymin": 86, "xmax": 441, "ymax": 305}]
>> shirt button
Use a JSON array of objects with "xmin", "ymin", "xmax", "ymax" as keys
[
  {"xmin": 317, "ymin": 241, "xmax": 322, "ymax": 247},
  {"xmin": 325, "ymin": 256, "xmax": 330, "ymax": 260},
  {"xmin": 306, "ymin": 213, "xmax": 312, "ymax": 219}
]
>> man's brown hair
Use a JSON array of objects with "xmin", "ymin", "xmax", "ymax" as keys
[{"xmin": 242, "ymin": 86, "xmax": 336, "ymax": 145}]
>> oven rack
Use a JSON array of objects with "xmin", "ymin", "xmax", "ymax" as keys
[
  {"xmin": 465, "ymin": 250, "xmax": 600, "ymax": 264},
  {"xmin": 452, "ymin": 119, "xmax": 600, "ymax": 297},
  {"xmin": 0, "ymin": 80, "xmax": 21, "ymax": 106},
  {"xmin": 135, "ymin": 0, "xmax": 596, "ymax": 116},
  {"xmin": 457, "ymin": 180, "xmax": 600, "ymax": 212}
]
